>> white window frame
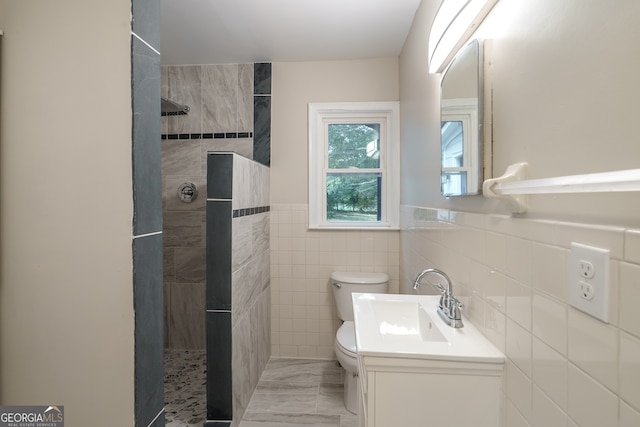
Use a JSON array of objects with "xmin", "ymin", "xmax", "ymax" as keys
[{"xmin": 308, "ymin": 102, "xmax": 400, "ymax": 230}]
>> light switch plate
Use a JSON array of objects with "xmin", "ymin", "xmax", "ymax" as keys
[{"xmin": 569, "ymin": 242, "xmax": 610, "ymax": 322}]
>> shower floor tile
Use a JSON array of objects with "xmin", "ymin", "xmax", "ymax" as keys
[{"xmin": 164, "ymin": 349, "xmax": 207, "ymax": 427}]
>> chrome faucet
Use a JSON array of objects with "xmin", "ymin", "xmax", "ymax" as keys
[{"xmin": 413, "ymin": 268, "xmax": 463, "ymax": 328}]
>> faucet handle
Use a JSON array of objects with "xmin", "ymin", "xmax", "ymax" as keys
[{"xmin": 450, "ymin": 297, "xmax": 463, "ymax": 309}]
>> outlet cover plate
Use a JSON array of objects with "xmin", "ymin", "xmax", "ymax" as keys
[{"xmin": 569, "ymin": 242, "xmax": 610, "ymax": 322}]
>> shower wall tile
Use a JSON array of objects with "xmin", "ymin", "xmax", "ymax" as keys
[
  {"xmin": 254, "ymin": 288, "xmax": 272, "ymax": 373},
  {"xmin": 206, "ymin": 200, "xmax": 232, "ymax": 310},
  {"xmin": 169, "ymin": 282, "xmax": 206, "ymax": 349},
  {"xmin": 175, "ymin": 247, "xmax": 206, "ymax": 283},
  {"xmin": 202, "ymin": 64, "xmax": 237, "ymax": 97},
  {"xmin": 163, "ymin": 211, "xmax": 202, "ymax": 247},
  {"xmin": 232, "ymin": 215, "xmax": 253, "ymax": 271},
  {"xmin": 231, "ymin": 155, "xmax": 250, "ymax": 210},
  {"xmin": 164, "ymin": 174, "xmax": 206, "ymax": 212},
  {"xmin": 238, "ymin": 64, "xmax": 254, "ymax": 131},
  {"xmin": 167, "ymin": 65, "xmax": 202, "ymax": 134},
  {"xmin": 253, "ymin": 213, "xmax": 270, "ymax": 255},
  {"xmin": 231, "ymin": 243, "xmax": 270, "ymax": 326},
  {"xmin": 162, "ymin": 139, "xmax": 202, "ymax": 176},
  {"xmin": 132, "ymin": 36, "xmax": 162, "ymax": 236},
  {"xmin": 207, "ymin": 311, "xmax": 233, "ymax": 421},
  {"xmin": 201, "ymin": 139, "xmax": 253, "ymax": 168},
  {"xmin": 253, "ymin": 95, "xmax": 271, "ymax": 167},
  {"xmin": 161, "ymin": 62, "xmax": 267, "ymax": 164},
  {"xmin": 132, "ymin": 0, "xmax": 160, "ymax": 51},
  {"xmin": 164, "ymin": 247, "xmax": 176, "ymax": 282},
  {"xmin": 203, "ymin": 64, "xmax": 239, "ymax": 133},
  {"xmin": 133, "ymin": 234, "xmax": 164, "ymax": 427},
  {"xmin": 232, "ymin": 310, "xmax": 254, "ymax": 421},
  {"xmin": 233, "ymin": 151, "xmax": 270, "ymax": 210},
  {"xmin": 206, "ymin": 152, "xmax": 270, "ymax": 425},
  {"xmin": 161, "ymin": 66, "xmax": 169, "ymax": 98},
  {"xmin": 164, "ymin": 280, "xmax": 171, "ymax": 347}
]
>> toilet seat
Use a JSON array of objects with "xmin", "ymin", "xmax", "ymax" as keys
[{"xmin": 336, "ymin": 321, "xmax": 357, "ymax": 358}]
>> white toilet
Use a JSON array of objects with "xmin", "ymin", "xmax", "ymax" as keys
[{"xmin": 331, "ymin": 271, "xmax": 389, "ymax": 414}]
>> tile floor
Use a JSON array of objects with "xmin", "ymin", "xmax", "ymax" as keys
[
  {"xmin": 240, "ymin": 358, "xmax": 358, "ymax": 427},
  {"xmin": 164, "ymin": 350, "xmax": 357, "ymax": 427}
]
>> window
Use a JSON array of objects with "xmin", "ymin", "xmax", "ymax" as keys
[{"xmin": 309, "ymin": 102, "xmax": 400, "ymax": 229}]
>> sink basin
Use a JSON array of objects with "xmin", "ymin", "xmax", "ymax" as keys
[
  {"xmin": 353, "ymin": 293, "xmax": 504, "ymax": 363},
  {"xmin": 370, "ymin": 299, "xmax": 447, "ymax": 343}
]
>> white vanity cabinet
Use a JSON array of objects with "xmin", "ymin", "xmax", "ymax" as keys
[
  {"xmin": 352, "ymin": 293, "xmax": 506, "ymax": 427},
  {"xmin": 358, "ymin": 355, "xmax": 503, "ymax": 427}
]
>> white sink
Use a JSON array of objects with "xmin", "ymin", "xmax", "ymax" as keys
[
  {"xmin": 370, "ymin": 299, "xmax": 447, "ymax": 343},
  {"xmin": 353, "ymin": 293, "xmax": 504, "ymax": 363}
]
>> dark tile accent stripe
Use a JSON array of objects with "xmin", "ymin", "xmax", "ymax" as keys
[
  {"xmin": 161, "ymin": 131, "xmax": 252, "ymax": 140},
  {"xmin": 206, "ymin": 311, "xmax": 232, "ymax": 422},
  {"xmin": 132, "ymin": 0, "xmax": 160, "ymax": 51},
  {"xmin": 232, "ymin": 205, "xmax": 270, "ymax": 218},
  {"xmin": 253, "ymin": 95, "xmax": 271, "ymax": 167},
  {"xmin": 254, "ymin": 62, "xmax": 272, "ymax": 95},
  {"xmin": 132, "ymin": 36, "xmax": 162, "ymax": 236},
  {"xmin": 206, "ymin": 200, "xmax": 232, "ymax": 310},
  {"xmin": 133, "ymin": 234, "xmax": 164, "ymax": 427},
  {"xmin": 207, "ymin": 153, "xmax": 233, "ymax": 200}
]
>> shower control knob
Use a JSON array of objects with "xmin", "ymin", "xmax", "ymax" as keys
[{"xmin": 178, "ymin": 182, "xmax": 198, "ymax": 203}]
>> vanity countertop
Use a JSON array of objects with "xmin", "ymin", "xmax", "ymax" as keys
[{"xmin": 353, "ymin": 292, "xmax": 504, "ymax": 364}]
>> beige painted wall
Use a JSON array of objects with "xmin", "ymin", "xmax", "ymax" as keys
[
  {"xmin": 271, "ymin": 58, "xmax": 400, "ymax": 205},
  {"xmin": 401, "ymin": 0, "xmax": 640, "ymax": 227},
  {"xmin": 269, "ymin": 59, "xmax": 402, "ymax": 358},
  {"xmin": 0, "ymin": 1, "xmax": 135, "ymax": 425}
]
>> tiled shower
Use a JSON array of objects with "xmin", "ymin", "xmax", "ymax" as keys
[{"xmin": 161, "ymin": 63, "xmax": 272, "ymax": 427}]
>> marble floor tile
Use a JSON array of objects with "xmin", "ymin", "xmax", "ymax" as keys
[
  {"xmin": 240, "ymin": 358, "xmax": 356, "ymax": 427},
  {"xmin": 259, "ymin": 359, "xmax": 343, "ymax": 384},
  {"xmin": 165, "ymin": 354, "xmax": 356, "ymax": 427},
  {"xmin": 239, "ymin": 412, "xmax": 341, "ymax": 427},
  {"xmin": 317, "ymin": 384, "xmax": 350, "ymax": 416},
  {"xmin": 254, "ymin": 380, "xmax": 319, "ymax": 394},
  {"xmin": 245, "ymin": 392, "xmax": 318, "ymax": 414}
]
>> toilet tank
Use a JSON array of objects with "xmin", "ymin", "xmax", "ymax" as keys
[{"xmin": 332, "ymin": 271, "xmax": 389, "ymax": 321}]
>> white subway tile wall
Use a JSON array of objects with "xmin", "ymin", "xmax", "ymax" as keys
[
  {"xmin": 401, "ymin": 205, "xmax": 640, "ymax": 426},
  {"xmin": 270, "ymin": 204, "xmax": 400, "ymax": 358}
]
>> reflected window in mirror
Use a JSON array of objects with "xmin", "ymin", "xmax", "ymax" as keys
[{"xmin": 440, "ymin": 39, "xmax": 484, "ymax": 196}]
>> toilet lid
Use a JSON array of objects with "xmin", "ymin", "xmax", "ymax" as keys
[{"xmin": 336, "ymin": 321, "xmax": 357, "ymax": 356}]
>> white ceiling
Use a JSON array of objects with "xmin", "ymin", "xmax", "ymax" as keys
[{"xmin": 160, "ymin": 0, "xmax": 422, "ymax": 65}]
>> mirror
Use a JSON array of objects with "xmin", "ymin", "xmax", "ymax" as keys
[{"xmin": 440, "ymin": 39, "xmax": 484, "ymax": 196}]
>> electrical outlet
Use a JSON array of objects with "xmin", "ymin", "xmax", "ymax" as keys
[
  {"xmin": 579, "ymin": 260, "xmax": 595, "ymax": 279},
  {"xmin": 569, "ymin": 243, "xmax": 610, "ymax": 322},
  {"xmin": 578, "ymin": 281, "xmax": 594, "ymax": 300}
]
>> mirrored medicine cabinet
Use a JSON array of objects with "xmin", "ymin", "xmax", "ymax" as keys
[{"xmin": 440, "ymin": 39, "xmax": 485, "ymax": 197}]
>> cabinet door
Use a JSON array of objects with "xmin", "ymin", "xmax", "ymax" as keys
[{"xmin": 373, "ymin": 372, "xmax": 501, "ymax": 427}]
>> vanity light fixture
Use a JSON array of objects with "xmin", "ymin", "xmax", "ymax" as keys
[{"xmin": 429, "ymin": 0, "xmax": 498, "ymax": 74}]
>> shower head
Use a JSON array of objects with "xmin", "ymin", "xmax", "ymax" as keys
[{"xmin": 161, "ymin": 97, "xmax": 190, "ymax": 116}]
